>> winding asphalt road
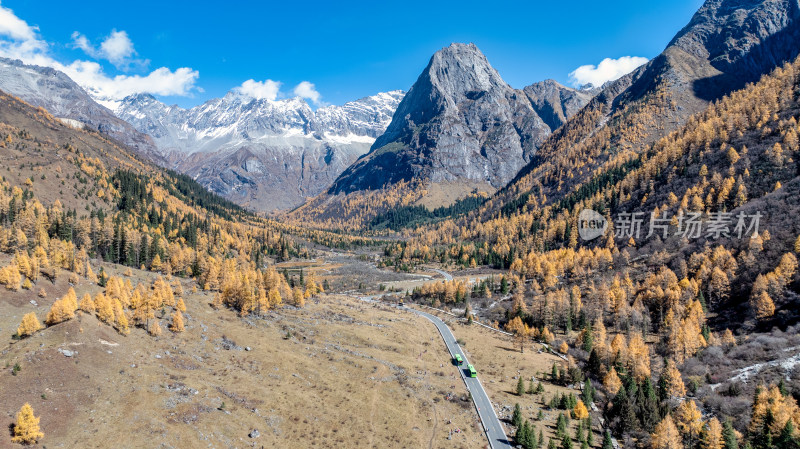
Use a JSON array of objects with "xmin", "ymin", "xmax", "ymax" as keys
[
  {"xmin": 431, "ymin": 268, "xmax": 454, "ymax": 281},
  {"xmin": 405, "ymin": 306, "xmax": 512, "ymax": 449},
  {"xmin": 357, "ymin": 265, "xmax": 511, "ymax": 447}
]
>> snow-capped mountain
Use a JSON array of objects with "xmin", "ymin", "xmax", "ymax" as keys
[
  {"xmin": 0, "ymin": 57, "xmax": 158, "ymax": 158},
  {"xmin": 114, "ymin": 90, "xmax": 404, "ymax": 211}
]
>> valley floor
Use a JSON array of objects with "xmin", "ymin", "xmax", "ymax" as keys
[{"xmin": 1, "ymin": 261, "xmax": 488, "ymax": 449}]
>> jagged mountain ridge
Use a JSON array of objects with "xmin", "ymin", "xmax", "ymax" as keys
[
  {"xmin": 115, "ymin": 90, "xmax": 404, "ymax": 211},
  {"xmin": 522, "ymin": 79, "xmax": 597, "ymax": 133},
  {"xmin": 328, "ymin": 43, "xmax": 594, "ymax": 197},
  {"xmin": 0, "ymin": 57, "xmax": 159, "ymax": 159}
]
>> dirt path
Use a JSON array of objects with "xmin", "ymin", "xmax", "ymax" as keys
[{"xmin": 429, "ymin": 404, "xmax": 439, "ymax": 449}]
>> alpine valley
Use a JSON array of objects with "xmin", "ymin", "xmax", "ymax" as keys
[{"xmin": 2, "ymin": 1, "xmax": 800, "ymax": 449}]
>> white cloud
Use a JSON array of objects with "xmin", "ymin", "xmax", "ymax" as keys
[
  {"xmin": 568, "ymin": 56, "xmax": 649, "ymax": 88},
  {"xmin": 0, "ymin": 3, "xmax": 37, "ymax": 41},
  {"xmin": 100, "ymin": 30, "xmax": 134, "ymax": 63},
  {"xmin": 0, "ymin": 4, "xmax": 198, "ymax": 100},
  {"xmin": 236, "ymin": 79, "xmax": 281, "ymax": 100},
  {"xmin": 71, "ymin": 29, "xmax": 146, "ymax": 70},
  {"xmin": 71, "ymin": 31, "xmax": 92, "ymax": 54},
  {"xmin": 0, "ymin": 3, "xmax": 327, "ymax": 107},
  {"xmin": 293, "ymin": 81, "xmax": 321, "ymax": 104},
  {"xmin": 65, "ymin": 61, "xmax": 198, "ymax": 99}
]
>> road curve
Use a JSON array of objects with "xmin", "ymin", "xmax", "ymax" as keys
[
  {"xmin": 431, "ymin": 268, "xmax": 454, "ymax": 281},
  {"xmin": 406, "ymin": 306, "xmax": 512, "ymax": 449}
]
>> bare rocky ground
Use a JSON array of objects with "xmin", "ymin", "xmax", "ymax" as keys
[{"xmin": 0, "ymin": 258, "xmax": 486, "ymax": 449}]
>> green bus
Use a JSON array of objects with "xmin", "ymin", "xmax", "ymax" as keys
[
  {"xmin": 454, "ymin": 354, "xmax": 463, "ymax": 365},
  {"xmin": 467, "ymin": 364, "xmax": 477, "ymax": 377}
]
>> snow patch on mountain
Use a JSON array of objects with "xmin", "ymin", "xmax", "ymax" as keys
[
  {"xmin": 112, "ymin": 88, "xmax": 404, "ymax": 211},
  {"xmin": 114, "ymin": 89, "xmax": 404, "ymax": 158}
]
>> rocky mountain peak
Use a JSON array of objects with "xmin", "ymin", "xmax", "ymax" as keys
[
  {"xmin": 328, "ymin": 43, "xmax": 595, "ymax": 199},
  {"xmin": 620, "ymin": 0, "xmax": 800, "ymax": 105},
  {"xmin": 522, "ymin": 79, "xmax": 597, "ymax": 132},
  {"xmin": 426, "ymin": 43, "xmax": 506, "ymax": 100}
]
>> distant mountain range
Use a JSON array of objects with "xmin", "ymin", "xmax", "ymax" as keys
[
  {"xmin": 0, "ymin": 53, "xmax": 404, "ymax": 211},
  {"xmin": 113, "ymin": 90, "xmax": 404, "ymax": 211},
  {"xmin": 0, "ymin": 43, "xmax": 596, "ymax": 215}
]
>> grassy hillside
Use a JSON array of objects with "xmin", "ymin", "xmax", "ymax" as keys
[{"xmin": 0, "ymin": 260, "xmax": 481, "ymax": 448}]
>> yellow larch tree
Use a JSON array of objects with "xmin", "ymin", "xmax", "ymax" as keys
[
  {"xmin": 604, "ymin": 366, "xmax": 622, "ymax": 395},
  {"xmin": 0, "ymin": 263, "xmax": 22, "ymax": 290},
  {"xmin": 749, "ymin": 385, "xmax": 800, "ymax": 439},
  {"xmin": 720, "ymin": 329, "xmax": 736, "ymax": 346},
  {"xmin": 573, "ymin": 400, "xmax": 589, "ymax": 420},
  {"xmin": 113, "ymin": 299, "xmax": 129, "ymax": 334},
  {"xmin": 150, "ymin": 254, "xmax": 163, "ymax": 273},
  {"xmin": 751, "ymin": 290, "xmax": 775, "ymax": 320},
  {"xmin": 148, "ymin": 320, "xmax": 162, "ymax": 337},
  {"xmin": 292, "ymin": 286, "xmax": 305, "ymax": 307},
  {"xmin": 609, "ymin": 333, "xmax": 627, "ymax": 363},
  {"xmin": 94, "ymin": 293, "xmax": 114, "ymax": 324},
  {"xmin": 702, "ymin": 417, "xmax": 724, "ymax": 449},
  {"xmin": 11, "ymin": 403, "xmax": 43, "ymax": 444},
  {"xmin": 268, "ymin": 288, "xmax": 282, "ymax": 309},
  {"xmin": 44, "ymin": 298, "xmax": 73, "ymax": 325},
  {"xmin": 661, "ymin": 359, "xmax": 686, "ymax": 398},
  {"xmin": 651, "ymin": 415, "xmax": 681, "ymax": 449},
  {"xmin": 675, "ymin": 399, "xmax": 704, "ymax": 446},
  {"xmin": 169, "ymin": 310, "xmax": 185, "ymax": 332},
  {"xmin": 45, "ymin": 288, "xmax": 78, "ymax": 325},
  {"xmin": 510, "ymin": 290, "xmax": 527, "ymax": 315},
  {"xmin": 593, "ymin": 317, "xmax": 608, "ymax": 359},
  {"xmin": 16, "ymin": 312, "xmax": 43, "ymax": 338},
  {"xmin": 505, "ymin": 316, "xmax": 531, "ymax": 352},
  {"xmin": 628, "ymin": 333, "xmax": 651, "ymax": 381},
  {"xmin": 211, "ymin": 292, "xmax": 223, "ymax": 309}
]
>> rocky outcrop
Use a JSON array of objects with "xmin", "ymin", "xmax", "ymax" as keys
[
  {"xmin": 522, "ymin": 80, "xmax": 597, "ymax": 132},
  {"xmin": 613, "ymin": 0, "xmax": 800, "ymax": 113}
]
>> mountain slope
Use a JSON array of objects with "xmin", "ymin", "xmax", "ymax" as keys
[
  {"xmin": 0, "ymin": 57, "xmax": 159, "ymax": 160},
  {"xmin": 390, "ymin": 52, "xmax": 800, "ymax": 449},
  {"xmin": 498, "ymin": 0, "xmax": 800, "ymax": 216},
  {"xmin": 0, "ymin": 89, "xmax": 480, "ymax": 448},
  {"xmin": 0, "ymin": 86, "xmax": 351, "ymax": 281},
  {"xmin": 115, "ymin": 91, "xmax": 404, "ymax": 211}
]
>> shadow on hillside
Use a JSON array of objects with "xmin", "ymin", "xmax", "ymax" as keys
[{"xmin": 693, "ymin": 20, "xmax": 800, "ymax": 102}]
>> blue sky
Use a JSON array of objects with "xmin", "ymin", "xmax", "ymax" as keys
[{"xmin": 0, "ymin": 0, "xmax": 704, "ymax": 108}]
